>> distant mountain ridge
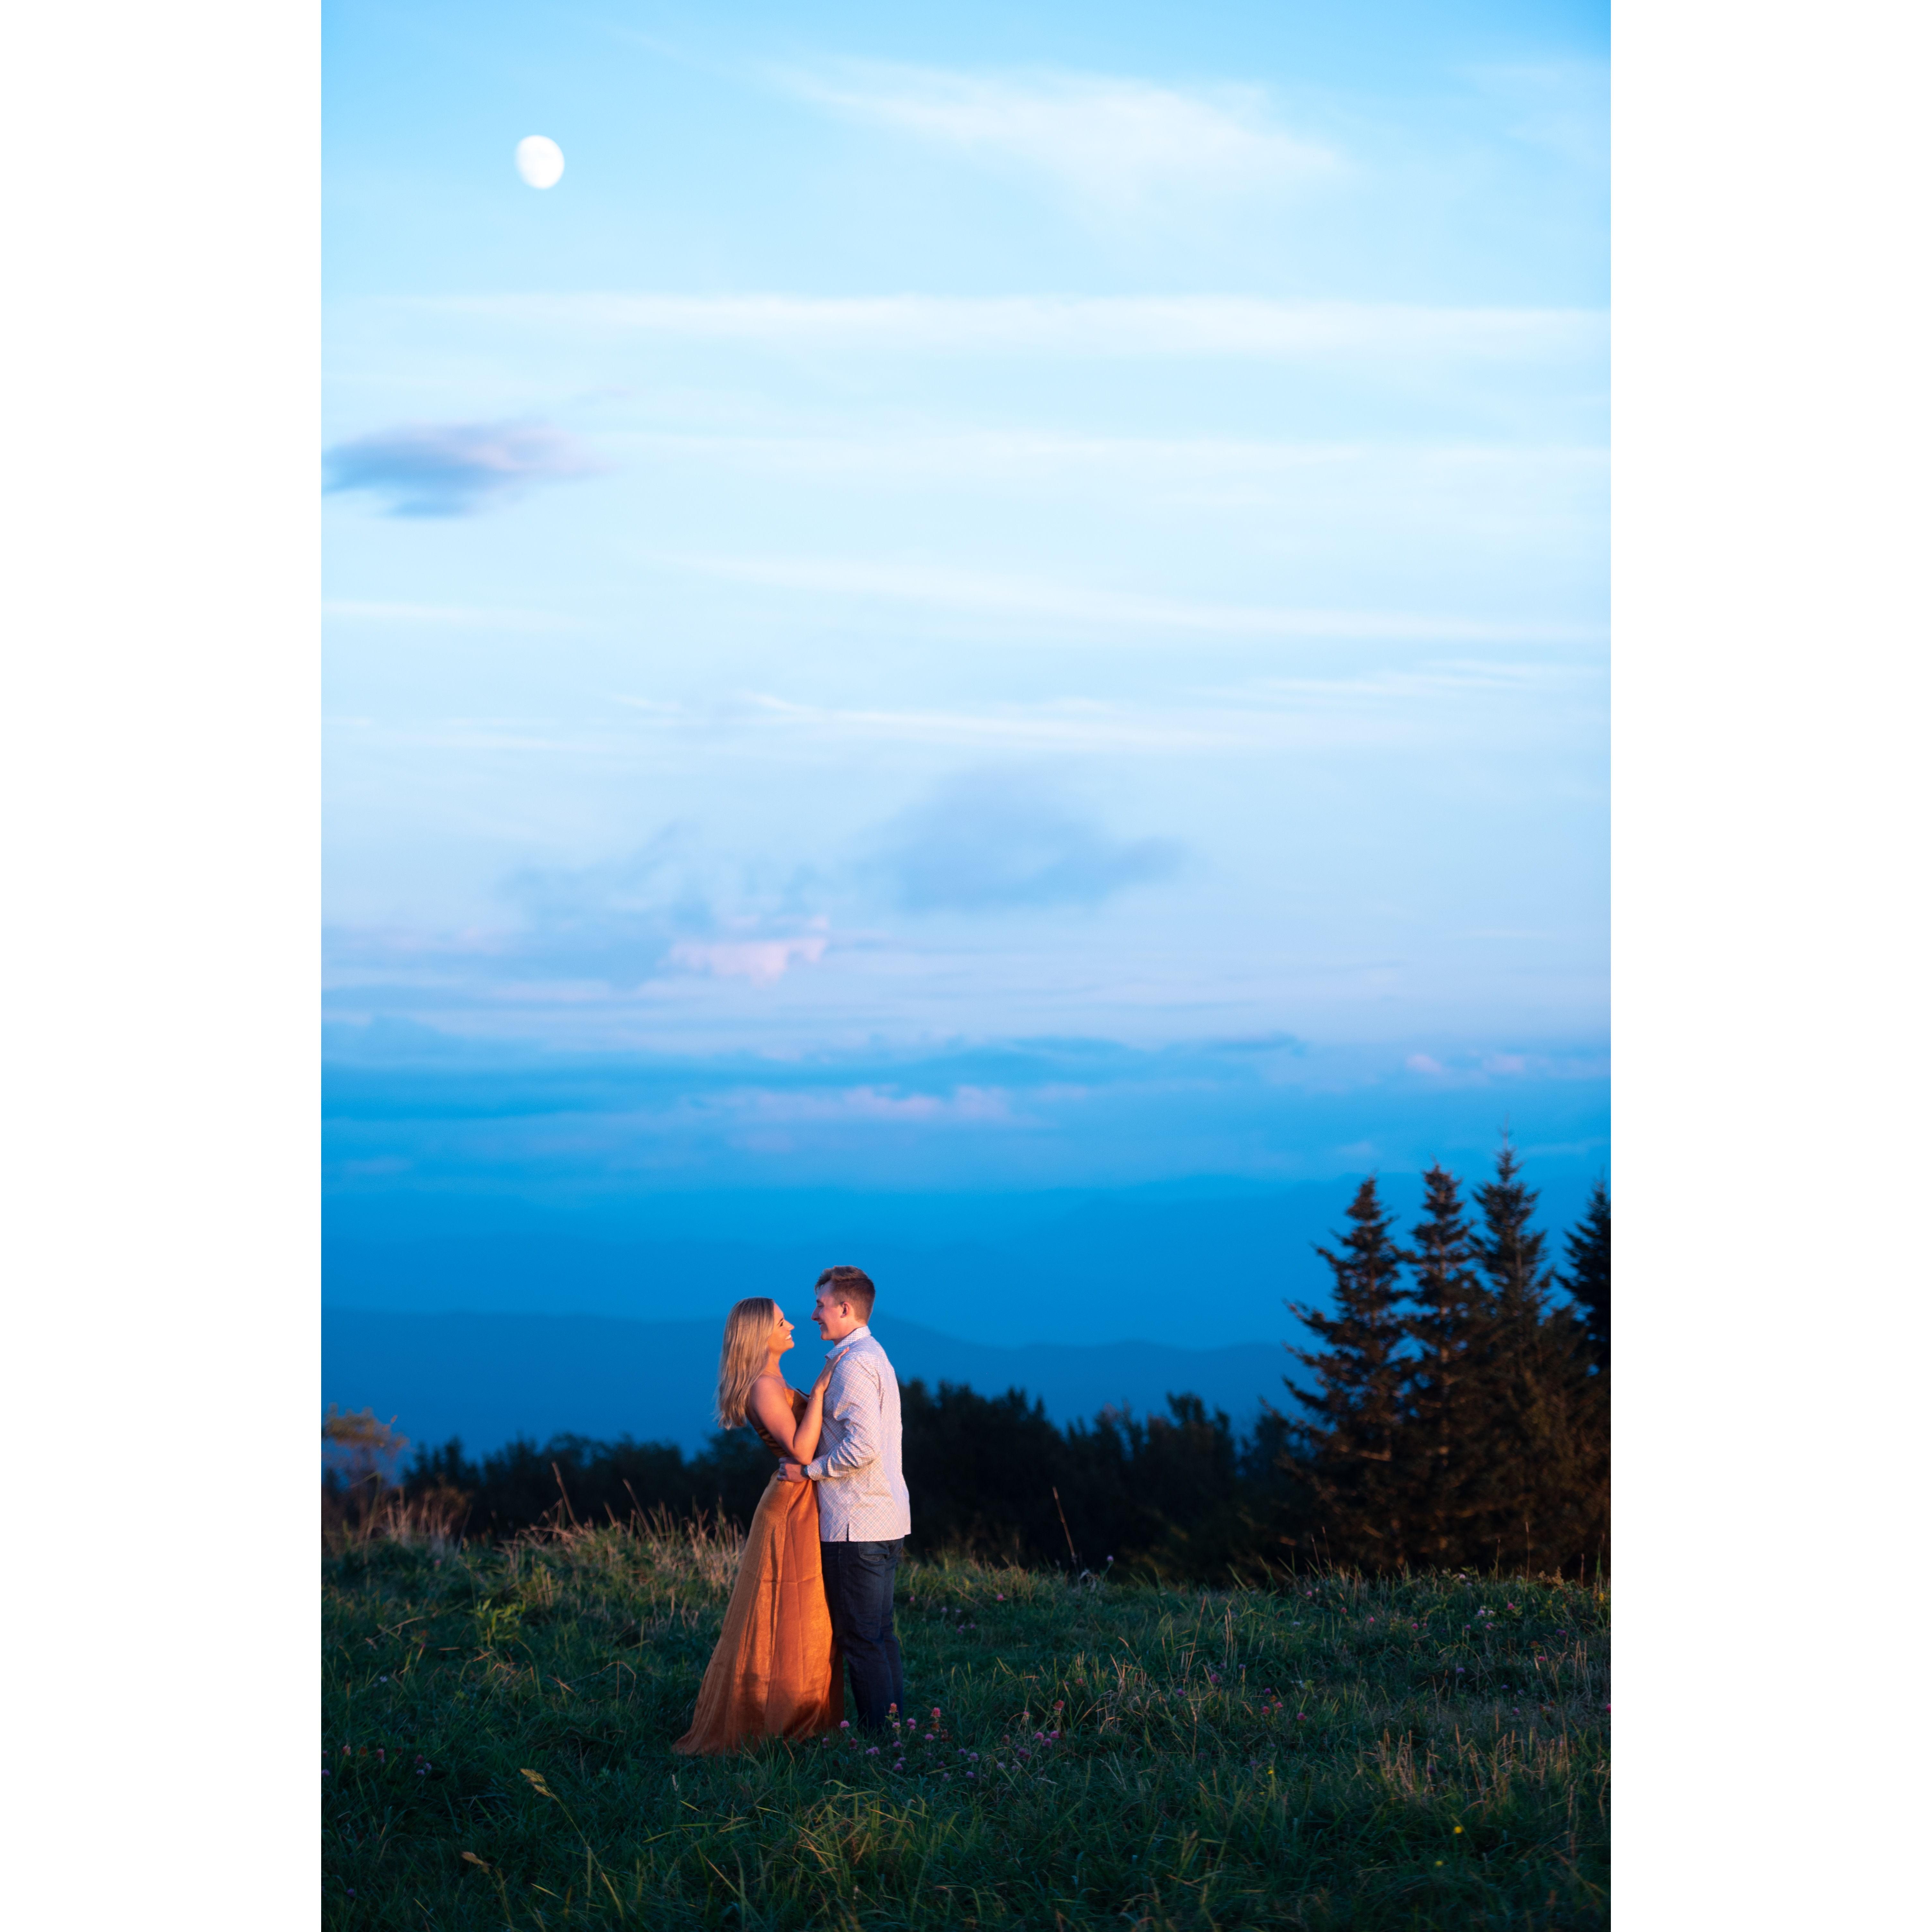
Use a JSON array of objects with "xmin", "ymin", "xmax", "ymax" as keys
[
  {"xmin": 322, "ymin": 1307, "xmax": 1306, "ymax": 1458},
  {"xmin": 321, "ymin": 1179, "xmax": 1439, "ymax": 1349}
]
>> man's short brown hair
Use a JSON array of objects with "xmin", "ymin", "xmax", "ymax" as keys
[{"xmin": 815, "ymin": 1265, "xmax": 876, "ymax": 1322}]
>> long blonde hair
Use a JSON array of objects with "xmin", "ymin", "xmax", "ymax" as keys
[{"xmin": 715, "ymin": 1296, "xmax": 781, "ymax": 1428}]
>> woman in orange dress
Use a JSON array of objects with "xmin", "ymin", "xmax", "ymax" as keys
[{"xmin": 673, "ymin": 1298, "xmax": 843, "ymax": 1753}]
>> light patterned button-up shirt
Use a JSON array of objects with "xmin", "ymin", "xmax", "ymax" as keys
[{"xmin": 804, "ymin": 1324, "xmax": 911, "ymax": 1542}]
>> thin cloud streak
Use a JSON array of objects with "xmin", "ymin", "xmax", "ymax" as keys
[
  {"xmin": 613, "ymin": 429, "xmax": 1606, "ymax": 468},
  {"xmin": 658, "ymin": 553, "xmax": 1604, "ymax": 645},
  {"xmin": 335, "ymin": 702, "xmax": 1542, "ymax": 765},
  {"xmin": 323, "ymin": 600, "xmax": 584, "ymax": 632},
  {"xmin": 602, "ymin": 429, "xmax": 1608, "ymax": 494},
  {"xmin": 702, "ymin": 1083, "xmax": 1020, "ymax": 1127},
  {"xmin": 778, "ymin": 63, "xmax": 1339, "ymax": 213},
  {"xmin": 1464, "ymin": 61, "xmax": 1609, "ymax": 175},
  {"xmin": 328, "ymin": 660, "xmax": 1601, "ymax": 767},
  {"xmin": 734, "ymin": 671, "xmax": 1597, "ymax": 755},
  {"xmin": 416, "ymin": 294, "xmax": 1604, "ymax": 363}
]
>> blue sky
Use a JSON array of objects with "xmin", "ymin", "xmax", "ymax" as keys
[{"xmin": 322, "ymin": 0, "xmax": 1607, "ymax": 1341}]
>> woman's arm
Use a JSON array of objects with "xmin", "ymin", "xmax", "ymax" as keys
[
  {"xmin": 791, "ymin": 1362, "xmax": 835, "ymax": 1465},
  {"xmin": 746, "ymin": 1376, "xmax": 804, "ymax": 1457}
]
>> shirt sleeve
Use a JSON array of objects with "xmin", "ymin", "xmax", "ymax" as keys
[{"xmin": 806, "ymin": 1357, "xmax": 882, "ymax": 1480}]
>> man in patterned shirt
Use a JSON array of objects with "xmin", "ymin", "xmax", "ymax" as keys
[{"xmin": 777, "ymin": 1265, "xmax": 911, "ymax": 1732}]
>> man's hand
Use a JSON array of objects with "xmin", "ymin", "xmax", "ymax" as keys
[{"xmin": 777, "ymin": 1459, "xmax": 809, "ymax": 1483}]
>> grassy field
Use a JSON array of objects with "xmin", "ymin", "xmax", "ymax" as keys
[{"xmin": 323, "ymin": 1516, "xmax": 1608, "ymax": 1930}]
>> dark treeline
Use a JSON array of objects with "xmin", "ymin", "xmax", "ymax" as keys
[
  {"xmin": 353, "ymin": 1141, "xmax": 1608, "ymax": 1579},
  {"xmin": 1283, "ymin": 1146, "xmax": 1608, "ymax": 1577}
]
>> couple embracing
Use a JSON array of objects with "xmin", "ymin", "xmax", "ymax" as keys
[{"xmin": 673, "ymin": 1265, "xmax": 911, "ymax": 1755}]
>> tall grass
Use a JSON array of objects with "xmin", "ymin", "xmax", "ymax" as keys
[{"xmin": 324, "ymin": 1514, "xmax": 1608, "ymax": 1929}]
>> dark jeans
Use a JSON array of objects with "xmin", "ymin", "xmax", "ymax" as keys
[{"xmin": 820, "ymin": 1538, "xmax": 904, "ymax": 1732}]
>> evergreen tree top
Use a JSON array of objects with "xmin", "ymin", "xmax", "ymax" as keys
[
  {"xmin": 1560, "ymin": 1176, "xmax": 1611, "ymax": 1367},
  {"xmin": 1286, "ymin": 1176, "xmax": 1408, "ymax": 1427},
  {"xmin": 1473, "ymin": 1137, "xmax": 1553, "ymax": 1313}
]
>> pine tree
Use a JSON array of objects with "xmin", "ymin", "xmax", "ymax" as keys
[
  {"xmin": 1471, "ymin": 1138, "xmax": 1606, "ymax": 1574},
  {"xmin": 1560, "ymin": 1178, "xmax": 1611, "ymax": 1375},
  {"xmin": 1472, "ymin": 1136, "xmax": 1552, "ymax": 1325},
  {"xmin": 1282, "ymin": 1177, "xmax": 1411, "ymax": 1570},
  {"xmin": 1399, "ymin": 1164, "xmax": 1498, "ymax": 1569}
]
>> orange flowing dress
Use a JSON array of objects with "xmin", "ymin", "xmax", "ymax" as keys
[{"xmin": 672, "ymin": 1387, "xmax": 843, "ymax": 1754}]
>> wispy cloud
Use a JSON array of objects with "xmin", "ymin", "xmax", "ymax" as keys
[
  {"xmin": 869, "ymin": 770, "xmax": 1183, "ymax": 914},
  {"xmin": 663, "ymin": 552, "xmax": 1603, "ymax": 645},
  {"xmin": 417, "ymin": 294, "xmax": 1603, "ymax": 364},
  {"xmin": 607, "ymin": 430, "xmax": 1605, "ymax": 489},
  {"xmin": 323, "ymin": 419, "xmax": 606, "ymax": 516},
  {"xmin": 499, "ymin": 839, "xmax": 830, "ymax": 988},
  {"xmin": 341, "ymin": 663, "xmax": 1598, "ymax": 772},
  {"xmin": 1248, "ymin": 661, "xmax": 1603, "ymax": 701},
  {"xmin": 738, "ymin": 692, "xmax": 1227, "ymax": 754},
  {"xmin": 322, "ymin": 600, "xmax": 583, "ymax": 631},
  {"xmin": 733, "ymin": 668, "xmax": 1597, "ymax": 757},
  {"xmin": 778, "ymin": 62, "xmax": 1339, "ymax": 216},
  {"xmin": 328, "ymin": 836, "xmax": 833, "ymax": 1000},
  {"xmin": 1466, "ymin": 61, "xmax": 1609, "ymax": 175},
  {"xmin": 708, "ymin": 1083, "xmax": 1018, "ymax": 1127},
  {"xmin": 320, "ymin": 1027, "xmax": 1608, "ymax": 1214},
  {"xmin": 667, "ymin": 935, "xmax": 829, "ymax": 987}
]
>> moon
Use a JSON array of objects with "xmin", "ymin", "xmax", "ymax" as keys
[{"xmin": 514, "ymin": 136, "xmax": 565, "ymax": 189}]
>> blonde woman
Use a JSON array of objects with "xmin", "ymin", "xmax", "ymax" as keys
[{"xmin": 672, "ymin": 1299, "xmax": 841, "ymax": 1753}]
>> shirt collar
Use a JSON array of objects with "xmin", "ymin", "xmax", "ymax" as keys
[{"xmin": 829, "ymin": 1322, "xmax": 870, "ymax": 1359}]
